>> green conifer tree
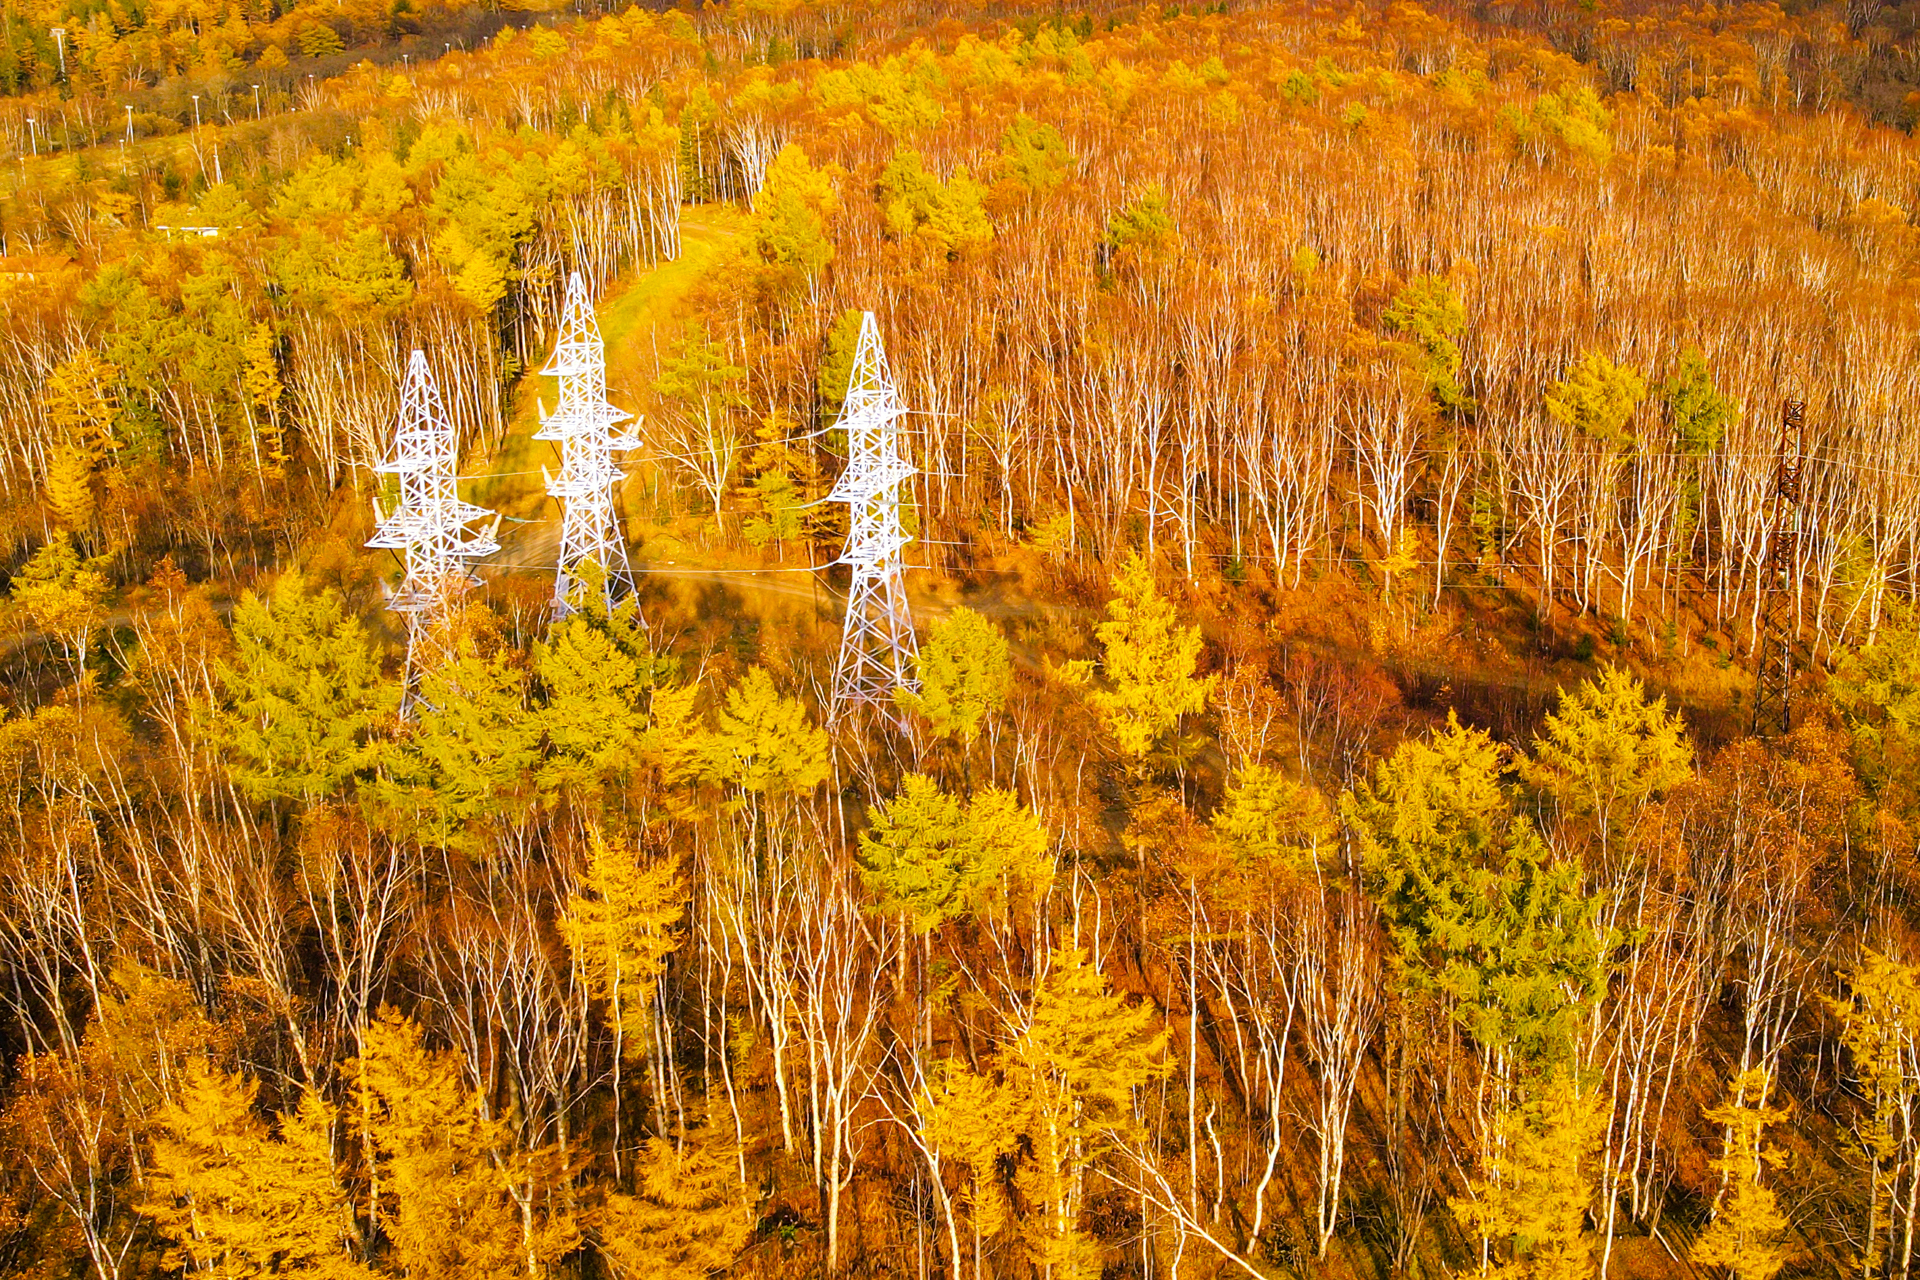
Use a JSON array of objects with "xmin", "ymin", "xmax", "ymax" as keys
[
  {"xmin": 1347, "ymin": 715, "xmax": 1608, "ymax": 1065},
  {"xmin": 894, "ymin": 606, "xmax": 1011, "ymax": 749},
  {"xmin": 699, "ymin": 666, "xmax": 830, "ymax": 795},
  {"xmin": 206, "ymin": 572, "xmax": 396, "ymax": 804},
  {"xmin": 534, "ymin": 616, "xmax": 650, "ymax": 801},
  {"xmin": 1080, "ymin": 553, "xmax": 1215, "ymax": 760},
  {"xmin": 1661, "ymin": 345, "xmax": 1737, "ymax": 456}
]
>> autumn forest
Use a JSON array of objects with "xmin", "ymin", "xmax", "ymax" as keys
[{"xmin": 3, "ymin": 0, "xmax": 1920, "ymax": 1278}]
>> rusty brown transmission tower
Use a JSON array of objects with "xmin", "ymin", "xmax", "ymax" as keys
[{"xmin": 1752, "ymin": 398, "xmax": 1805, "ymax": 738}]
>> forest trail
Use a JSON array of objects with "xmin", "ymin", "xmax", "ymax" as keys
[{"xmin": 471, "ymin": 203, "xmax": 749, "ymax": 582}]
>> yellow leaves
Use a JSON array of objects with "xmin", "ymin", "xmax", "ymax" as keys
[
  {"xmin": 45, "ymin": 347, "xmax": 122, "ymax": 465},
  {"xmin": 915, "ymin": 948, "xmax": 1167, "ymax": 1271},
  {"xmin": 646, "ymin": 680, "xmax": 705, "ymax": 786},
  {"xmin": 546, "ymin": 138, "xmax": 593, "ymax": 199},
  {"xmin": 1347, "ymin": 710, "xmax": 1509, "ymax": 850},
  {"xmin": 598, "ymin": 1120, "xmax": 751, "ymax": 1280},
  {"xmin": 877, "ymin": 148, "xmax": 995, "ymax": 258},
  {"xmin": 1213, "ymin": 763, "xmax": 1334, "ymax": 873},
  {"xmin": 242, "ymin": 322, "xmax": 288, "ymax": 479},
  {"xmin": 43, "ymin": 444, "xmax": 95, "ymax": 532},
  {"xmin": 144, "ymin": 1062, "xmax": 371, "ymax": 1280},
  {"xmin": 1085, "ymin": 552, "xmax": 1214, "ymax": 759},
  {"xmin": 1369, "ymin": 527, "xmax": 1419, "ymax": 603},
  {"xmin": 699, "ymin": 665, "xmax": 830, "ymax": 796},
  {"xmin": 350, "ymin": 1008, "xmax": 565, "ymax": 1280},
  {"xmin": 752, "ymin": 143, "xmax": 840, "ymax": 278},
  {"xmin": 858, "ymin": 774, "xmax": 1053, "ymax": 933},
  {"xmin": 1452, "ymin": 1073, "xmax": 1603, "ymax": 1280},
  {"xmin": 1098, "ymin": 56, "xmax": 1145, "ymax": 110},
  {"xmin": 1831, "ymin": 950, "xmax": 1920, "ymax": 1151},
  {"xmin": 1525, "ymin": 663, "xmax": 1692, "ymax": 833},
  {"xmin": 812, "ymin": 53, "xmax": 947, "ymax": 134},
  {"xmin": 1509, "ymin": 85, "xmax": 1614, "ymax": 166},
  {"xmin": 90, "ymin": 957, "xmax": 223, "ymax": 1118},
  {"xmin": 894, "ymin": 606, "xmax": 1011, "ymax": 746},
  {"xmin": 916, "ymin": 1062, "xmax": 1026, "ymax": 1236},
  {"xmin": 294, "ymin": 21, "xmax": 342, "ymax": 57},
  {"xmin": 1544, "ymin": 349, "xmax": 1647, "ymax": 452},
  {"xmin": 1695, "ymin": 1069, "xmax": 1791, "ymax": 1280},
  {"xmin": 591, "ymin": 14, "xmax": 631, "ymax": 47},
  {"xmin": 560, "ymin": 829, "xmax": 687, "ymax": 1056},
  {"xmin": 452, "ymin": 251, "xmax": 508, "ymax": 312},
  {"xmin": 433, "ymin": 222, "xmax": 509, "ymax": 312},
  {"xmin": 93, "ymin": 190, "xmax": 137, "ymax": 231},
  {"xmin": 12, "ymin": 535, "xmax": 110, "ymax": 682}
]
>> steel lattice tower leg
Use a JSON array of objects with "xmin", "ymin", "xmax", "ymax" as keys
[
  {"xmin": 366, "ymin": 349, "xmax": 501, "ymax": 706},
  {"xmin": 828, "ymin": 312, "xmax": 919, "ymax": 720},
  {"xmin": 537, "ymin": 270, "xmax": 641, "ymax": 622}
]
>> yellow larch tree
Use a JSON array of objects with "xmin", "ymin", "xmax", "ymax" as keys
[
  {"xmin": 1693, "ymin": 1068, "xmax": 1791, "ymax": 1280},
  {"xmin": 241, "ymin": 321, "xmax": 289, "ymax": 479},
  {"xmin": 349, "ymin": 1009, "xmax": 576, "ymax": 1280},
  {"xmin": 927, "ymin": 947, "xmax": 1169, "ymax": 1278},
  {"xmin": 1078, "ymin": 553, "xmax": 1215, "ymax": 762},
  {"xmin": 43, "ymin": 443, "xmax": 96, "ymax": 533},
  {"xmin": 559, "ymin": 828, "xmax": 687, "ymax": 1162},
  {"xmin": 596, "ymin": 1115, "xmax": 751, "ymax": 1280},
  {"xmin": 1452, "ymin": 1072, "xmax": 1605, "ymax": 1280},
  {"xmin": 11, "ymin": 535, "xmax": 110, "ymax": 690},
  {"xmin": 1832, "ymin": 952, "xmax": 1920, "ymax": 1280},
  {"xmin": 44, "ymin": 348, "xmax": 122, "ymax": 465},
  {"xmin": 143, "ymin": 1060, "xmax": 371, "ymax": 1279}
]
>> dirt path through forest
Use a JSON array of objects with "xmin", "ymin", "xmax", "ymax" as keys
[{"xmin": 470, "ymin": 203, "xmax": 749, "ymax": 588}]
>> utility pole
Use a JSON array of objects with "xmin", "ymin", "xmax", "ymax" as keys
[
  {"xmin": 366, "ymin": 350, "xmax": 501, "ymax": 708},
  {"xmin": 1752, "ymin": 397, "xmax": 1806, "ymax": 738},
  {"xmin": 828, "ymin": 311, "xmax": 919, "ymax": 721},
  {"xmin": 537, "ymin": 270, "xmax": 641, "ymax": 620}
]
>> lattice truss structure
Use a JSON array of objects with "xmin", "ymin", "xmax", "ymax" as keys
[
  {"xmin": 537, "ymin": 271, "xmax": 641, "ymax": 620},
  {"xmin": 828, "ymin": 312, "xmax": 920, "ymax": 719},
  {"xmin": 366, "ymin": 349, "xmax": 500, "ymax": 634}
]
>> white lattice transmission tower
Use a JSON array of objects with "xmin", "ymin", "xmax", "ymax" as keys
[
  {"xmin": 536, "ymin": 271, "xmax": 641, "ymax": 620},
  {"xmin": 828, "ymin": 312, "xmax": 919, "ymax": 720},
  {"xmin": 366, "ymin": 349, "xmax": 500, "ymax": 661}
]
